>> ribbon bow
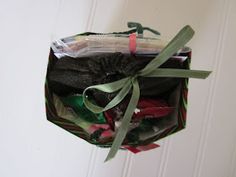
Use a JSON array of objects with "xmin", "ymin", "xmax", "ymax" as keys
[{"xmin": 82, "ymin": 25, "xmax": 211, "ymax": 161}]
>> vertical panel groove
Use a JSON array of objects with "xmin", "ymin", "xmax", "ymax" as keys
[
  {"xmin": 156, "ymin": 139, "xmax": 171, "ymax": 177},
  {"xmin": 226, "ymin": 4, "xmax": 236, "ymax": 177},
  {"xmin": 154, "ymin": 144, "xmax": 166, "ymax": 177},
  {"xmin": 122, "ymin": 153, "xmax": 133, "ymax": 177},
  {"xmin": 228, "ymin": 139, "xmax": 236, "ymax": 177},
  {"xmin": 228, "ymin": 23, "xmax": 236, "ymax": 170},
  {"xmin": 159, "ymin": 138, "xmax": 172, "ymax": 177},
  {"xmin": 50, "ymin": 0, "xmax": 64, "ymax": 41},
  {"xmin": 192, "ymin": 0, "xmax": 231, "ymax": 177},
  {"xmin": 86, "ymin": 148, "xmax": 98, "ymax": 177},
  {"xmin": 120, "ymin": 0, "xmax": 129, "ymax": 24},
  {"xmin": 85, "ymin": 0, "xmax": 97, "ymax": 31}
]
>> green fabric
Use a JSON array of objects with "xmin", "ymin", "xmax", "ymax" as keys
[
  {"xmin": 82, "ymin": 25, "xmax": 211, "ymax": 161},
  {"xmin": 61, "ymin": 95, "xmax": 106, "ymax": 124},
  {"xmin": 53, "ymin": 94, "xmax": 93, "ymax": 131}
]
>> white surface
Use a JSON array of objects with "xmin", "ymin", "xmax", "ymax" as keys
[{"xmin": 0, "ymin": 0, "xmax": 235, "ymax": 177}]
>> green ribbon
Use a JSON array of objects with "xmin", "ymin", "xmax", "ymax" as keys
[
  {"xmin": 128, "ymin": 22, "xmax": 161, "ymax": 36},
  {"xmin": 82, "ymin": 25, "xmax": 211, "ymax": 162}
]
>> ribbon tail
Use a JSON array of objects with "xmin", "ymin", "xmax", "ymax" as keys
[
  {"xmin": 146, "ymin": 68, "xmax": 212, "ymax": 79},
  {"xmin": 105, "ymin": 78, "xmax": 140, "ymax": 162}
]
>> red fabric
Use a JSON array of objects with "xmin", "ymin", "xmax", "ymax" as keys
[
  {"xmin": 104, "ymin": 111, "xmax": 114, "ymax": 129},
  {"xmin": 133, "ymin": 98, "xmax": 174, "ymax": 120},
  {"xmin": 104, "ymin": 98, "xmax": 174, "ymax": 130},
  {"xmin": 123, "ymin": 143, "xmax": 160, "ymax": 154}
]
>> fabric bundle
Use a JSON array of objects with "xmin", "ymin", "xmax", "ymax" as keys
[{"xmin": 45, "ymin": 22, "xmax": 211, "ymax": 161}]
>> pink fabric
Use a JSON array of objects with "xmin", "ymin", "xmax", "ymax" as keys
[
  {"xmin": 129, "ymin": 33, "xmax": 136, "ymax": 53},
  {"xmin": 88, "ymin": 124, "xmax": 110, "ymax": 134}
]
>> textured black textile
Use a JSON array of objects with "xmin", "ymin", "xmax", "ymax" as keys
[
  {"xmin": 48, "ymin": 52, "xmax": 183, "ymax": 100},
  {"xmin": 48, "ymin": 52, "xmax": 147, "ymax": 95}
]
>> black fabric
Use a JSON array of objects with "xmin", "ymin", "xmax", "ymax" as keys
[{"xmin": 48, "ymin": 52, "xmax": 183, "ymax": 99}]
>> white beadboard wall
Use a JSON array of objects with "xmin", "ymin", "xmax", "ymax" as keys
[{"xmin": 0, "ymin": 0, "xmax": 235, "ymax": 177}]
